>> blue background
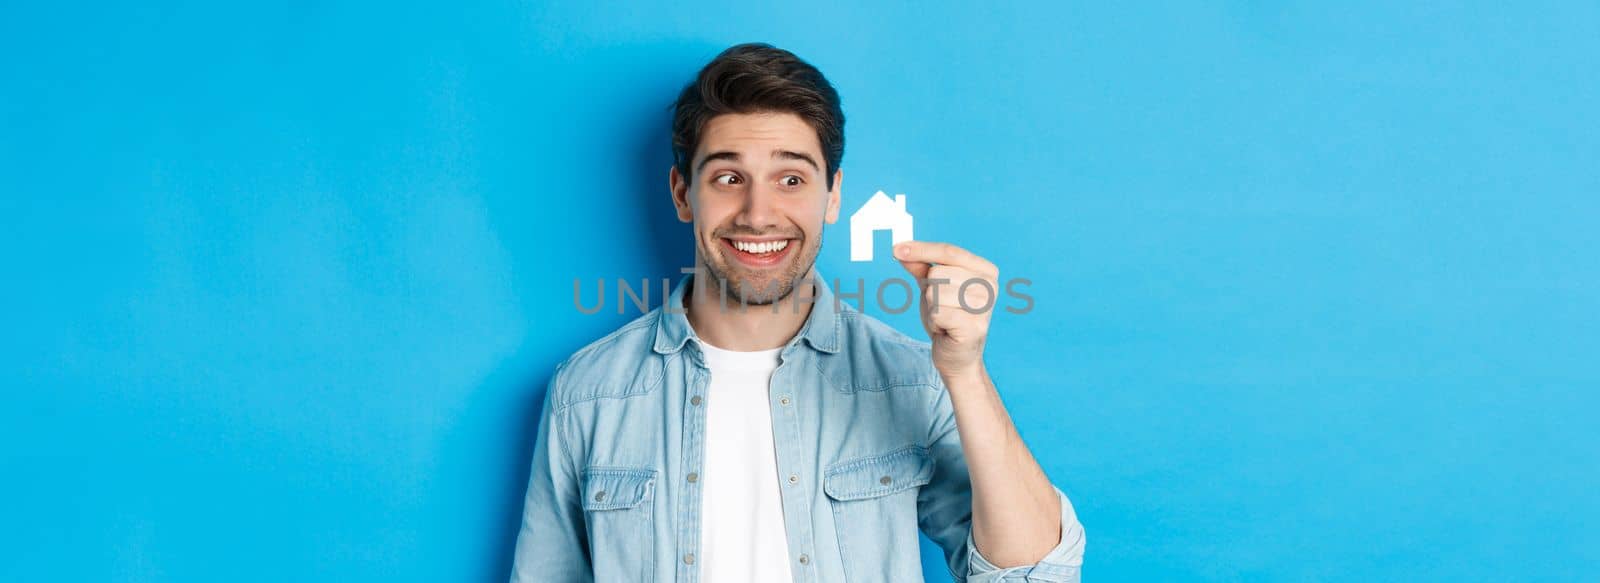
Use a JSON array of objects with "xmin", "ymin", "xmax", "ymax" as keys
[{"xmin": 3, "ymin": 2, "xmax": 1597, "ymax": 581}]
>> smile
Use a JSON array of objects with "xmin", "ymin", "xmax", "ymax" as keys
[
  {"xmin": 731, "ymin": 239, "xmax": 789, "ymax": 254},
  {"xmin": 721, "ymin": 237, "xmax": 796, "ymax": 268}
]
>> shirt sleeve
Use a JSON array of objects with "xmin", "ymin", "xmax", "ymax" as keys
[
  {"xmin": 916, "ymin": 379, "xmax": 1087, "ymax": 583},
  {"xmin": 509, "ymin": 365, "xmax": 594, "ymax": 583},
  {"xmin": 963, "ymin": 484, "xmax": 1086, "ymax": 582}
]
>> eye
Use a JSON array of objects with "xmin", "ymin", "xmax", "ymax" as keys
[
  {"xmin": 714, "ymin": 173, "xmax": 741, "ymax": 186},
  {"xmin": 781, "ymin": 175, "xmax": 804, "ymax": 188}
]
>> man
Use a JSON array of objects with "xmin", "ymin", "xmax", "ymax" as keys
[{"xmin": 511, "ymin": 43, "xmax": 1085, "ymax": 582}]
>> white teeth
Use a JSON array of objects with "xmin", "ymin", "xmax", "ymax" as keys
[{"xmin": 732, "ymin": 239, "xmax": 790, "ymax": 254}]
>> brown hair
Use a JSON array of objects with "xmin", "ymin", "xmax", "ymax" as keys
[{"xmin": 671, "ymin": 43, "xmax": 845, "ymax": 190}]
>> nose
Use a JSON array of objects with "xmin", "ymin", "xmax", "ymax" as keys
[{"xmin": 733, "ymin": 183, "xmax": 781, "ymax": 231}]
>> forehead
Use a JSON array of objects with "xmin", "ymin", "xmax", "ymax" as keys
[{"xmin": 696, "ymin": 112, "xmax": 822, "ymax": 161}]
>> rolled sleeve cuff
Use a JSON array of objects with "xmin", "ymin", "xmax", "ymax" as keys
[{"xmin": 965, "ymin": 485, "xmax": 1086, "ymax": 583}]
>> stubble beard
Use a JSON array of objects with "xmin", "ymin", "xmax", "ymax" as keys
[{"xmin": 696, "ymin": 232, "xmax": 821, "ymax": 307}]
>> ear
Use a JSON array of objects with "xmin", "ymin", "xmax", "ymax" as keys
[
  {"xmin": 669, "ymin": 165, "xmax": 694, "ymax": 223},
  {"xmin": 824, "ymin": 168, "xmax": 843, "ymax": 224}
]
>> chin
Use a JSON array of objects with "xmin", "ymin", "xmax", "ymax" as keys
[
  {"xmin": 697, "ymin": 236, "xmax": 819, "ymax": 306},
  {"xmin": 723, "ymin": 270, "xmax": 797, "ymax": 305}
]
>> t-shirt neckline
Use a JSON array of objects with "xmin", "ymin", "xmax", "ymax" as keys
[{"xmin": 695, "ymin": 339, "xmax": 783, "ymax": 371}]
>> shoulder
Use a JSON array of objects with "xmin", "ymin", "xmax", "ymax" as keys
[
  {"xmin": 823, "ymin": 309, "xmax": 942, "ymax": 393},
  {"xmin": 547, "ymin": 310, "xmax": 666, "ymax": 411}
]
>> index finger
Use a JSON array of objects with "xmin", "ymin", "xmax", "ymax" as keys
[{"xmin": 892, "ymin": 241, "xmax": 997, "ymax": 277}]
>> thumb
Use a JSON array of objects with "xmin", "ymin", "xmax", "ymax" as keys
[
  {"xmin": 897, "ymin": 259, "xmax": 930, "ymax": 282},
  {"xmin": 895, "ymin": 243, "xmax": 931, "ymax": 281}
]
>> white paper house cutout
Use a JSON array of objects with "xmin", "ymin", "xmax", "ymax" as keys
[{"xmin": 849, "ymin": 190, "xmax": 913, "ymax": 262}]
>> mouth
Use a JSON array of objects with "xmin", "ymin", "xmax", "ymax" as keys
[{"xmin": 720, "ymin": 236, "xmax": 797, "ymax": 268}]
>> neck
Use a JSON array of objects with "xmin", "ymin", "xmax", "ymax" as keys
[{"xmin": 685, "ymin": 265, "xmax": 816, "ymax": 351}]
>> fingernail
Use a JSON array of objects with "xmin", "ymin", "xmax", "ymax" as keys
[{"xmin": 893, "ymin": 244, "xmax": 906, "ymax": 258}]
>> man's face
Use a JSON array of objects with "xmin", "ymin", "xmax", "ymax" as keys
[{"xmin": 670, "ymin": 112, "xmax": 842, "ymax": 305}]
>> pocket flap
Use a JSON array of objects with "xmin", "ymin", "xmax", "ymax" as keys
[
  {"xmin": 581, "ymin": 467, "xmax": 656, "ymax": 511},
  {"xmin": 824, "ymin": 445, "xmax": 934, "ymax": 501}
]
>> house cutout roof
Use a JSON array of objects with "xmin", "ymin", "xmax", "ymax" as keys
[{"xmin": 849, "ymin": 190, "xmax": 913, "ymax": 262}]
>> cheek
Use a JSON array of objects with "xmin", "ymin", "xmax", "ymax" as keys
[
  {"xmin": 777, "ymin": 193, "xmax": 827, "ymax": 219},
  {"xmin": 691, "ymin": 195, "xmax": 733, "ymax": 230},
  {"xmin": 793, "ymin": 199, "xmax": 830, "ymax": 238}
]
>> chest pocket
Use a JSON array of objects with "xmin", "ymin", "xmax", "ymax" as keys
[
  {"xmin": 824, "ymin": 445, "xmax": 935, "ymax": 582},
  {"xmin": 581, "ymin": 467, "xmax": 656, "ymax": 583}
]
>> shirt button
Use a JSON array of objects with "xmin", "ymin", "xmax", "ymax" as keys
[
  {"xmin": 683, "ymin": 553, "xmax": 695, "ymax": 565},
  {"xmin": 779, "ymin": 396, "xmax": 791, "ymax": 406},
  {"xmin": 687, "ymin": 472, "xmax": 698, "ymax": 483},
  {"xmin": 691, "ymin": 395, "xmax": 702, "ymax": 406},
  {"xmin": 787, "ymin": 474, "xmax": 799, "ymax": 484},
  {"xmin": 798, "ymin": 554, "xmax": 810, "ymax": 565},
  {"xmin": 880, "ymin": 475, "xmax": 892, "ymax": 485},
  {"xmin": 593, "ymin": 490, "xmax": 606, "ymax": 502}
]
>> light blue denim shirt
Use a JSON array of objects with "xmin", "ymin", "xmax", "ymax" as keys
[{"xmin": 510, "ymin": 275, "xmax": 1086, "ymax": 582}]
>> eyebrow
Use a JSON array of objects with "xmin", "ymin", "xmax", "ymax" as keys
[{"xmin": 696, "ymin": 149, "xmax": 821, "ymax": 174}]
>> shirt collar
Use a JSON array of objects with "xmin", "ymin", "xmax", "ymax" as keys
[{"xmin": 652, "ymin": 272, "xmax": 842, "ymax": 355}]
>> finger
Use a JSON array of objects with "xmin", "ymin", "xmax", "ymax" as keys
[
  {"xmin": 924, "ymin": 265, "xmax": 962, "ymax": 307},
  {"xmin": 927, "ymin": 302, "xmax": 985, "ymax": 335},
  {"xmin": 897, "ymin": 258, "xmax": 931, "ymax": 282},
  {"xmin": 893, "ymin": 240, "xmax": 966, "ymax": 265},
  {"xmin": 926, "ymin": 266, "xmax": 996, "ymax": 309},
  {"xmin": 893, "ymin": 241, "xmax": 997, "ymax": 277}
]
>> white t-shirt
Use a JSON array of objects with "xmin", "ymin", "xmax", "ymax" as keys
[{"xmin": 695, "ymin": 339, "xmax": 795, "ymax": 583}]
